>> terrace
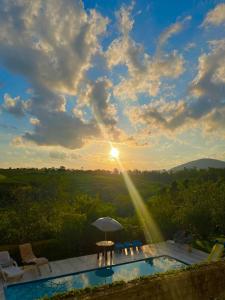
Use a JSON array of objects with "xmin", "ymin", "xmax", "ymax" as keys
[{"xmin": 0, "ymin": 241, "xmax": 208, "ymax": 300}]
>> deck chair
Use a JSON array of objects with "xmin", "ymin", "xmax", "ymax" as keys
[
  {"xmin": 19, "ymin": 243, "xmax": 52, "ymax": 275},
  {"xmin": 207, "ymin": 243, "xmax": 224, "ymax": 262},
  {"xmin": 0, "ymin": 251, "xmax": 24, "ymax": 282}
]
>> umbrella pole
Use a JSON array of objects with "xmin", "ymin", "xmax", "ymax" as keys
[{"xmin": 104, "ymin": 232, "xmax": 107, "ymax": 265}]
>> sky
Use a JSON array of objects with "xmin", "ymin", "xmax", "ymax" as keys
[{"xmin": 0, "ymin": 0, "xmax": 225, "ymax": 170}]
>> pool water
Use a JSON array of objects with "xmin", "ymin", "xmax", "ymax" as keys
[{"xmin": 5, "ymin": 256, "xmax": 186, "ymax": 300}]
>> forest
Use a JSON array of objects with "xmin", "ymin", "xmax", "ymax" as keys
[{"xmin": 0, "ymin": 167, "xmax": 224, "ymax": 262}]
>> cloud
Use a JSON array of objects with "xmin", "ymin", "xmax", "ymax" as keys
[
  {"xmin": 116, "ymin": 1, "xmax": 135, "ymax": 36},
  {"xmin": 157, "ymin": 16, "xmax": 191, "ymax": 51},
  {"xmin": 190, "ymin": 39, "xmax": 225, "ymax": 113},
  {"xmin": 203, "ymin": 107, "xmax": 225, "ymax": 134},
  {"xmin": 78, "ymin": 77, "xmax": 129, "ymax": 142},
  {"xmin": 49, "ymin": 150, "xmax": 80, "ymax": 161},
  {"xmin": 0, "ymin": 0, "xmax": 108, "ymax": 98},
  {"xmin": 1, "ymin": 0, "xmax": 224, "ymax": 152},
  {"xmin": 127, "ymin": 99, "xmax": 187, "ymax": 134},
  {"xmin": 85, "ymin": 78, "xmax": 117, "ymax": 126},
  {"xmin": 113, "ymin": 50, "xmax": 184, "ymax": 100},
  {"xmin": 0, "ymin": 0, "xmax": 108, "ymax": 148},
  {"xmin": 184, "ymin": 42, "xmax": 196, "ymax": 52},
  {"xmin": 29, "ymin": 118, "xmax": 40, "ymax": 126},
  {"xmin": 2, "ymin": 94, "xmax": 29, "ymax": 117},
  {"xmin": 202, "ymin": 3, "xmax": 225, "ymax": 27},
  {"xmin": 127, "ymin": 39, "xmax": 225, "ymax": 135},
  {"xmin": 106, "ymin": 6, "xmax": 186, "ymax": 100},
  {"xmin": 22, "ymin": 110, "xmax": 100, "ymax": 149}
]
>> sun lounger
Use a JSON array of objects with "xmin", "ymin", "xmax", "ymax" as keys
[
  {"xmin": 19, "ymin": 243, "xmax": 52, "ymax": 275},
  {"xmin": 124, "ymin": 241, "xmax": 132, "ymax": 250},
  {"xmin": 115, "ymin": 242, "xmax": 125, "ymax": 253},
  {"xmin": 0, "ymin": 251, "xmax": 24, "ymax": 282},
  {"xmin": 207, "ymin": 242, "xmax": 224, "ymax": 262},
  {"xmin": 131, "ymin": 240, "xmax": 143, "ymax": 249}
]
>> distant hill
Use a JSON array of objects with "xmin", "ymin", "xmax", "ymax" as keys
[{"xmin": 171, "ymin": 158, "xmax": 225, "ymax": 172}]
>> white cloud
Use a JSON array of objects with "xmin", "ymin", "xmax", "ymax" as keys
[
  {"xmin": 127, "ymin": 99, "xmax": 188, "ymax": 134},
  {"xmin": 29, "ymin": 118, "xmax": 40, "ymax": 126},
  {"xmin": 184, "ymin": 42, "xmax": 196, "ymax": 52},
  {"xmin": 0, "ymin": 0, "xmax": 109, "ymax": 148},
  {"xmin": 117, "ymin": 2, "xmax": 135, "ymax": 36},
  {"xmin": 2, "ymin": 94, "xmax": 29, "ymax": 117},
  {"xmin": 0, "ymin": 0, "xmax": 108, "ymax": 98},
  {"xmin": 1, "ymin": 0, "xmax": 224, "ymax": 152},
  {"xmin": 115, "ymin": 50, "xmax": 184, "ymax": 100},
  {"xmin": 78, "ymin": 77, "xmax": 129, "ymax": 142},
  {"xmin": 106, "ymin": 7, "xmax": 186, "ymax": 100},
  {"xmin": 127, "ymin": 39, "xmax": 225, "ymax": 136},
  {"xmin": 157, "ymin": 16, "xmax": 191, "ymax": 52},
  {"xmin": 202, "ymin": 3, "xmax": 225, "ymax": 27}
]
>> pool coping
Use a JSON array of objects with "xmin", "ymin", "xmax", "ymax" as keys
[{"xmin": 4, "ymin": 255, "xmax": 188, "ymax": 298}]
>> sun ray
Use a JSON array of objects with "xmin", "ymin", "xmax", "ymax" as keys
[{"xmin": 92, "ymin": 107, "xmax": 164, "ymax": 244}]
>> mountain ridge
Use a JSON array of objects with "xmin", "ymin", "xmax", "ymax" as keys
[{"xmin": 171, "ymin": 158, "xmax": 225, "ymax": 171}]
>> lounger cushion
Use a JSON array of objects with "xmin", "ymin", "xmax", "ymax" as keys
[
  {"xmin": 132, "ymin": 240, "xmax": 143, "ymax": 247},
  {"xmin": 3, "ymin": 266, "xmax": 24, "ymax": 278},
  {"xmin": 0, "ymin": 251, "xmax": 11, "ymax": 267},
  {"xmin": 25, "ymin": 257, "xmax": 49, "ymax": 265},
  {"xmin": 115, "ymin": 243, "xmax": 124, "ymax": 249}
]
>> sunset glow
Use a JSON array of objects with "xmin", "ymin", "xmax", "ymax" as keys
[{"xmin": 0, "ymin": 0, "xmax": 224, "ymax": 169}]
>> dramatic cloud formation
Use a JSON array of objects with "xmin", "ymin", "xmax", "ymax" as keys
[
  {"xmin": 202, "ymin": 3, "xmax": 225, "ymax": 27},
  {"xmin": 127, "ymin": 39, "xmax": 225, "ymax": 135},
  {"xmin": 0, "ymin": 0, "xmax": 224, "ymax": 159},
  {"xmin": 106, "ymin": 5, "xmax": 187, "ymax": 100},
  {"xmin": 0, "ymin": 0, "xmax": 108, "ymax": 148}
]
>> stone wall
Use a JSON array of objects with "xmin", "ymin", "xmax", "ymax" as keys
[{"xmin": 77, "ymin": 261, "xmax": 225, "ymax": 300}]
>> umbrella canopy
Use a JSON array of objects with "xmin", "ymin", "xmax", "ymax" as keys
[{"xmin": 92, "ymin": 217, "xmax": 123, "ymax": 232}]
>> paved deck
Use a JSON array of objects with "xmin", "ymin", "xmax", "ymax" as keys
[{"xmin": 1, "ymin": 241, "xmax": 208, "ymax": 300}]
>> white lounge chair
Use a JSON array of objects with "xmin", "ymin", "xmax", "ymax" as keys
[{"xmin": 0, "ymin": 251, "xmax": 24, "ymax": 282}]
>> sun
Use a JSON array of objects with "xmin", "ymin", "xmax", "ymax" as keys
[{"xmin": 110, "ymin": 147, "xmax": 119, "ymax": 159}]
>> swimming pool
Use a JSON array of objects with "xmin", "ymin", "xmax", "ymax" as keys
[{"xmin": 5, "ymin": 256, "xmax": 187, "ymax": 300}]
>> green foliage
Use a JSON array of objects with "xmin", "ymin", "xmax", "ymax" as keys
[
  {"xmin": 148, "ymin": 175, "xmax": 225, "ymax": 240},
  {"xmin": 0, "ymin": 168, "xmax": 224, "ymax": 258}
]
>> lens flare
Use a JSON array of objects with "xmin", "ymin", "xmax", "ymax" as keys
[{"xmin": 91, "ymin": 109, "xmax": 163, "ymax": 244}]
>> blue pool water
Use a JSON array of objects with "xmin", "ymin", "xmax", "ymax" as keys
[{"xmin": 5, "ymin": 256, "xmax": 186, "ymax": 300}]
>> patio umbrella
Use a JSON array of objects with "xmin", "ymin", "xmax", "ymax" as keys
[{"xmin": 92, "ymin": 217, "xmax": 123, "ymax": 240}]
